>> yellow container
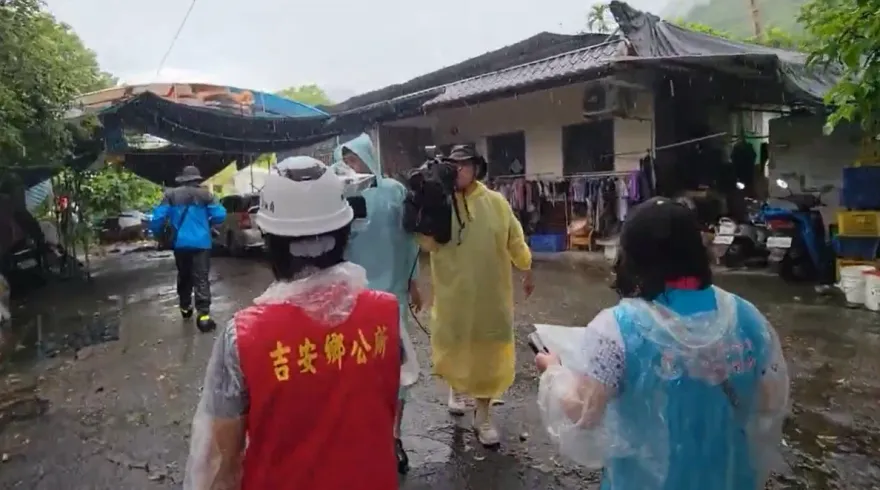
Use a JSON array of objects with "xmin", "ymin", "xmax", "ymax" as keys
[
  {"xmin": 837, "ymin": 211, "xmax": 880, "ymax": 237},
  {"xmin": 836, "ymin": 258, "xmax": 880, "ymax": 281}
]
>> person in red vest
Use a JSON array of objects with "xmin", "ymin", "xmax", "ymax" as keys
[{"xmin": 183, "ymin": 156, "xmax": 402, "ymax": 490}]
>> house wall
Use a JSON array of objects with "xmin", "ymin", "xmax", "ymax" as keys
[
  {"xmin": 769, "ymin": 114, "xmax": 863, "ymax": 225},
  {"xmin": 377, "ymin": 126, "xmax": 434, "ymax": 178},
  {"xmin": 428, "ymin": 82, "xmax": 654, "ymax": 176}
]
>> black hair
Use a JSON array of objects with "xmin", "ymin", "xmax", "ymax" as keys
[
  {"xmin": 264, "ymin": 225, "xmax": 351, "ymax": 281},
  {"xmin": 612, "ymin": 197, "xmax": 712, "ymax": 300}
]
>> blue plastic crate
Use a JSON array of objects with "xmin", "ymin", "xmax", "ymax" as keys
[
  {"xmin": 833, "ymin": 236, "xmax": 880, "ymax": 261},
  {"xmin": 529, "ymin": 234, "xmax": 566, "ymax": 253},
  {"xmin": 841, "ymin": 166, "xmax": 880, "ymax": 210}
]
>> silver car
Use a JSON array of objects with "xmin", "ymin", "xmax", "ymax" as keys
[{"xmin": 214, "ymin": 194, "xmax": 264, "ymax": 256}]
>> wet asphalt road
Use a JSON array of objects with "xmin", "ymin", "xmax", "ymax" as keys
[{"xmin": 0, "ymin": 249, "xmax": 879, "ymax": 489}]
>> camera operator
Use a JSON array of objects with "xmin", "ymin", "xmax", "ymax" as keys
[{"xmin": 411, "ymin": 145, "xmax": 533, "ymax": 447}]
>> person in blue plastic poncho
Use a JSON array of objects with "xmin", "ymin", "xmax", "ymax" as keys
[
  {"xmin": 150, "ymin": 166, "xmax": 226, "ymax": 333},
  {"xmin": 332, "ymin": 133, "xmax": 422, "ymax": 474},
  {"xmin": 535, "ymin": 197, "xmax": 790, "ymax": 490}
]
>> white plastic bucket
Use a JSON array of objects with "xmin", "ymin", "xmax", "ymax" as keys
[
  {"xmin": 864, "ymin": 271, "xmax": 880, "ymax": 311},
  {"xmin": 839, "ymin": 265, "xmax": 876, "ymax": 305}
]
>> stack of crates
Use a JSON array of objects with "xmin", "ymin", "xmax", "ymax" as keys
[{"xmin": 835, "ymin": 167, "xmax": 880, "ymax": 279}]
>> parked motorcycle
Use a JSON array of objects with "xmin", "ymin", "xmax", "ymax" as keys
[
  {"xmin": 763, "ymin": 179, "xmax": 834, "ymax": 282},
  {"xmin": 712, "ymin": 184, "xmax": 769, "ymax": 267},
  {"xmin": 712, "ymin": 215, "xmax": 769, "ymax": 268}
]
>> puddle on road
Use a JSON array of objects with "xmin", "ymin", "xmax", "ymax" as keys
[
  {"xmin": 724, "ymin": 276, "xmax": 880, "ymax": 489},
  {"xmin": 1, "ymin": 305, "xmax": 122, "ymax": 367},
  {"xmin": 779, "ymin": 357, "xmax": 880, "ymax": 489},
  {"xmin": 780, "ymin": 406, "xmax": 880, "ymax": 489}
]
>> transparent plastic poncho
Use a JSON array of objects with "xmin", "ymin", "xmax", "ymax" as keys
[
  {"xmin": 184, "ymin": 262, "xmax": 370, "ymax": 490},
  {"xmin": 537, "ymin": 288, "xmax": 789, "ymax": 489}
]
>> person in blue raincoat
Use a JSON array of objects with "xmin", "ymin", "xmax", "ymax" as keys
[
  {"xmin": 535, "ymin": 197, "xmax": 789, "ymax": 489},
  {"xmin": 332, "ymin": 133, "xmax": 422, "ymax": 474},
  {"xmin": 150, "ymin": 166, "xmax": 227, "ymax": 333}
]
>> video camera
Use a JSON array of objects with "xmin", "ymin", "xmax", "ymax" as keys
[{"xmin": 402, "ymin": 153, "xmax": 457, "ymax": 244}]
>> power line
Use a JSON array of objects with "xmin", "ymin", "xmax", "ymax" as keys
[{"xmin": 154, "ymin": 0, "xmax": 199, "ymax": 79}]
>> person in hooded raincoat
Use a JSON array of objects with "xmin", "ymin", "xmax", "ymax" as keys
[
  {"xmin": 534, "ymin": 197, "xmax": 789, "ymax": 489},
  {"xmin": 418, "ymin": 145, "xmax": 534, "ymax": 447},
  {"xmin": 332, "ymin": 133, "xmax": 422, "ymax": 472}
]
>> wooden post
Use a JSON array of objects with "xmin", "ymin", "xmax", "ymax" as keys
[{"xmin": 746, "ymin": 0, "xmax": 763, "ymax": 38}]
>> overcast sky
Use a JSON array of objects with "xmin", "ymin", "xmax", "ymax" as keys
[{"xmin": 47, "ymin": 0, "xmax": 669, "ymax": 102}]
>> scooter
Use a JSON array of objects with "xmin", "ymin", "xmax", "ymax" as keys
[
  {"xmin": 763, "ymin": 179, "xmax": 834, "ymax": 282},
  {"xmin": 712, "ymin": 217, "xmax": 769, "ymax": 268},
  {"xmin": 712, "ymin": 188, "xmax": 769, "ymax": 268}
]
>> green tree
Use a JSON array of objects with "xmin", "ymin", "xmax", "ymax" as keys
[
  {"xmin": 0, "ymin": 0, "xmax": 115, "ymax": 172},
  {"xmin": 800, "ymin": 0, "xmax": 878, "ymax": 132},
  {"xmin": 276, "ymin": 84, "xmax": 333, "ymax": 107},
  {"xmin": 75, "ymin": 164, "xmax": 163, "ymax": 218},
  {"xmin": 673, "ymin": 19, "xmax": 812, "ymax": 51},
  {"xmin": 586, "ymin": 3, "xmax": 614, "ymax": 34}
]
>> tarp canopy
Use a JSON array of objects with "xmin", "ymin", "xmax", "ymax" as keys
[
  {"xmin": 72, "ymin": 83, "xmax": 329, "ymax": 119},
  {"xmin": 69, "ymin": 83, "xmax": 337, "ymax": 185},
  {"xmin": 608, "ymin": 1, "xmax": 840, "ymax": 107},
  {"xmin": 121, "ymin": 146, "xmax": 250, "ymax": 188},
  {"xmin": 3, "ymin": 83, "xmax": 333, "ymax": 190},
  {"xmin": 100, "ymin": 92, "xmax": 340, "ymax": 154}
]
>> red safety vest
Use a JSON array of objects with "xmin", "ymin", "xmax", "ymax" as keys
[{"xmin": 236, "ymin": 287, "xmax": 401, "ymax": 490}]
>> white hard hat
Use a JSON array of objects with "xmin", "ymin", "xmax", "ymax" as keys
[{"xmin": 256, "ymin": 156, "xmax": 353, "ymax": 237}]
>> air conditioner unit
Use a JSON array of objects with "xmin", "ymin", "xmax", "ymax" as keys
[{"xmin": 582, "ymin": 79, "xmax": 643, "ymax": 119}]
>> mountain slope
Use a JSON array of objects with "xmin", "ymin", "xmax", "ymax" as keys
[
  {"xmin": 661, "ymin": 0, "xmax": 702, "ymax": 19},
  {"xmin": 673, "ymin": 0, "xmax": 807, "ymax": 37}
]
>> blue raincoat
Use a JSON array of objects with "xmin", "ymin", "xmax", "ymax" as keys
[
  {"xmin": 150, "ymin": 186, "xmax": 226, "ymax": 250},
  {"xmin": 538, "ymin": 287, "xmax": 789, "ymax": 489},
  {"xmin": 333, "ymin": 134, "xmax": 421, "ymax": 389}
]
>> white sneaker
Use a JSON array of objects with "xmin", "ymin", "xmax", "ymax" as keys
[
  {"xmin": 474, "ymin": 414, "xmax": 500, "ymax": 447},
  {"xmin": 448, "ymin": 389, "xmax": 468, "ymax": 416}
]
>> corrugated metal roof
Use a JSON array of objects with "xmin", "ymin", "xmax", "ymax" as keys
[{"xmin": 425, "ymin": 39, "xmax": 627, "ymax": 107}]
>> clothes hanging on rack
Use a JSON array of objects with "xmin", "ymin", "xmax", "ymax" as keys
[
  {"xmin": 565, "ymin": 172, "xmax": 642, "ymax": 237},
  {"xmin": 490, "ymin": 176, "xmax": 571, "ymax": 235},
  {"xmin": 492, "ymin": 177, "xmax": 569, "ymax": 208},
  {"xmin": 490, "ymin": 171, "xmax": 646, "ymax": 242}
]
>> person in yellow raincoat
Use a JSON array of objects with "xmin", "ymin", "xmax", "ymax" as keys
[{"xmin": 417, "ymin": 145, "xmax": 534, "ymax": 447}]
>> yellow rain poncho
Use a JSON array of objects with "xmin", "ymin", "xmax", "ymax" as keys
[{"xmin": 419, "ymin": 181, "xmax": 531, "ymax": 399}]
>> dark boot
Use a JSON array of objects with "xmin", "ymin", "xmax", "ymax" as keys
[
  {"xmin": 180, "ymin": 305, "xmax": 194, "ymax": 319},
  {"xmin": 395, "ymin": 438, "xmax": 409, "ymax": 474},
  {"xmin": 196, "ymin": 313, "xmax": 216, "ymax": 333}
]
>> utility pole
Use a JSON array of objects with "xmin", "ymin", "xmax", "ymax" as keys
[{"xmin": 746, "ymin": 0, "xmax": 763, "ymax": 38}]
